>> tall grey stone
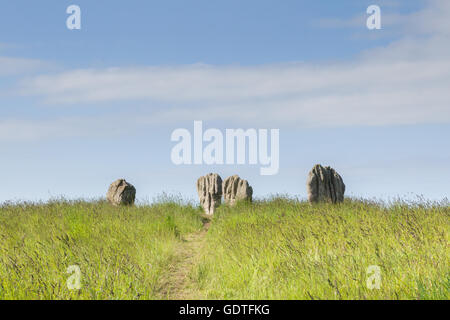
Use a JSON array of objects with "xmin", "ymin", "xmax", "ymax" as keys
[
  {"xmin": 107, "ymin": 179, "xmax": 136, "ymax": 206},
  {"xmin": 197, "ymin": 173, "xmax": 222, "ymax": 215},
  {"xmin": 306, "ymin": 164, "xmax": 345, "ymax": 204},
  {"xmin": 223, "ymin": 175, "xmax": 253, "ymax": 205}
]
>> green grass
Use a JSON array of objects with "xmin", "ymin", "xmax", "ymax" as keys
[
  {"xmin": 0, "ymin": 197, "xmax": 448, "ymax": 300},
  {"xmin": 190, "ymin": 198, "xmax": 449, "ymax": 300},
  {"xmin": 0, "ymin": 199, "xmax": 203, "ymax": 299}
]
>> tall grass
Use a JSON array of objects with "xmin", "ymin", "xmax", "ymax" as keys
[
  {"xmin": 190, "ymin": 198, "xmax": 449, "ymax": 300},
  {"xmin": 0, "ymin": 197, "xmax": 448, "ymax": 299},
  {"xmin": 0, "ymin": 200, "xmax": 203, "ymax": 299}
]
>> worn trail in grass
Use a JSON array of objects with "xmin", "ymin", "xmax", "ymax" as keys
[
  {"xmin": 190, "ymin": 199, "xmax": 449, "ymax": 300},
  {"xmin": 0, "ymin": 200, "xmax": 205, "ymax": 300},
  {"xmin": 1, "ymin": 198, "xmax": 448, "ymax": 300},
  {"xmin": 157, "ymin": 217, "xmax": 211, "ymax": 299}
]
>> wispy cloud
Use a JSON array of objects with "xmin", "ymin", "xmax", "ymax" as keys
[
  {"xmin": 0, "ymin": 56, "xmax": 48, "ymax": 77},
  {"xmin": 315, "ymin": 0, "xmax": 450, "ymax": 36},
  {"xmin": 0, "ymin": 115, "xmax": 148, "ymax": 142},
  {"xmin": 0, "ymin": 43, "xmax": 14, "ymax": 51},
  {"xmin": 0, "ymin": 118, "xmax": 96, "ymax": 142},
  {"xmin": 4, "ymin": 0, "xmax": 450, "ymax": 140},
  {"xmin": 19, "ymin": 48, "xmax": 450, "ymax": 129}
]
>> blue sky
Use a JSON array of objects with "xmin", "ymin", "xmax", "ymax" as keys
[
  {"xmin": 0, "ymin": 0, "xmax": 449, "ymax": 203},
  {"xmin": 0, "ymin": 0, "xmax": 423, "ymax": 65}
]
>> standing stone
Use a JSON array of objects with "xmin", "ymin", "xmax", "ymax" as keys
[
  {"xmin": 306, "ymin": 164, "xmax": 345, "ymax": 204},
  {"xmin": 107, "ymin": 179, "xmax": 136, "ymax": 206},
  {"xmin": 197, "ymin": 173, "xmax": 222, "ymax": 215},
  {"xmin": 223, "ymin": 175, "xmax": 253, "ymax": 206}
]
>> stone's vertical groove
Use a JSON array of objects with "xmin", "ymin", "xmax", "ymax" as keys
[
  {"xmin": 223, "ymin": 175, "xmax": 253, "ymax": 206},
  {"xmin": 197, "ymin": 173, "xmax": 222, "ymax": 215},
  {"xmin": 106, "ymin": 179, "xmax": 136, "ymax": 206},
  {"xmin": 306, "ymin": 164, "xmax": 345, "ymax": 204}
]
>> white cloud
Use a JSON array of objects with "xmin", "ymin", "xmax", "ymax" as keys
[
  {"xmin": 19, "ymin": 48, "xmax": 450, "ymax": 128},
  {"xmin": 316, "ymin": 0, "xmax": 450, "ymax": 36},
  {"xmin": 407, "ymin": 0, "xmax": 450, "ymax": 36},
  {"xmin": 8, "ymin": 0, "xmax": 450, "ymax": 133},
  {"xmin": 0, "ymin": 115, "xmax": 147, "ymax": 142},
  {"xmin": 0, "ymin": 118, "xmax": 92, "ymax": 142},
  {"xmin": 0, "ymin": 56, "xmax": 47, "ymax": 77},
  {"xmin": 0, "ymin": 43, "xmax": 12, "ymax": 50}
]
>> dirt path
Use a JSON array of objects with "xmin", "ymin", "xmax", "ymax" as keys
[{"xmin": 157, "ymin": 217, "xmax": 211, "ymax": 299}]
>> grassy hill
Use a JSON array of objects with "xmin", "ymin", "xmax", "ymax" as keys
[{"xmin": 0, "ymin": 197, "xmax": 448, "ymax": 300}]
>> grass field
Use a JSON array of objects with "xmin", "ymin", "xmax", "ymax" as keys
[
  {"xmin": 0, "ymin": 197, "xmax": 448, "ymax": 300},
  {"xmin": 0, "ymin": 199, "xmax": 203, "ymax": 299}
]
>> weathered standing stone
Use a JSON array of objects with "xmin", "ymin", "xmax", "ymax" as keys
[
  {"xmin": 306, "ymin": 164, "xmax": 345, "ymax": 204},
  {"xmin": 106, "ymin": 179, "xmax": 136, "ymax": 206},
  {"xmin": 197, "ymin": 173, "xmax": 222, "ymax": 215},
  {"xmin": 223, "ymin": 175, "xmax": 253, "ymax": 205}
]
